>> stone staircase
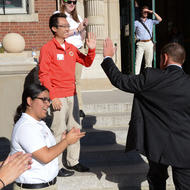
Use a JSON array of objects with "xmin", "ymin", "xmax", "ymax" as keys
[
  {"xmin": 0, "ymin": 89, "xmax": 175, "ymax": 190},
  {"xmin": 57, "ymin": 90, "xmax": 174, "ymax": 190}
]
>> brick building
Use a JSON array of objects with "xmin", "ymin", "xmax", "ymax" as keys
[
  {"xmin": 1, "ymin": 0, "xmax": 189, "ymax": 139},
  {"xmin": 0, "ymin": 0, "xmax": 56, "ymax": 50}
]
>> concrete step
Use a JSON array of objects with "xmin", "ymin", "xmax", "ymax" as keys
[
  {"xmin": 82, "ymin": 90, "xmax": 134, "ymax": 105},
  {"xmin": 81, "ymin": 127, "xmax": 128, "ymax": 146},
  {"xmin": 79, "ymin": 146, "xmax": 146, "ymax": 167},
  {"xmin": 82, "ymin": 90, "xmax": 133, "ymax": 115},
  {"xmin": 83, "ymin": 102, "xmax": 132, "ymax": 115},
  {"xmin": 81, "ymin": 112, "xmax": 131, "ymax": 129},
  {"xmin": 57, "ymin": 163, "xmax": 174, "ymax": 190}
]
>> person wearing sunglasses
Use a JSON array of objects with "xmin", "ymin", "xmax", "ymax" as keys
[
  {"xmin": 134, "ymin": 5, "xmax": 162, "ymax": 74},
  {"xmin": 11, "ymin": 83, "xmax": 85, "ymax": 190},
  {"xmin": 60, "ymin": 0, "xmax": 88, "ymax": 119},
  {"xmin": 38, "ymin": 13, "xmax": 96, "ymax": 177}
]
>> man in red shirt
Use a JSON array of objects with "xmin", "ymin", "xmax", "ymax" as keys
[{"xmin": 39, "ymin": 13, "xmax": 96, "ymax": 177}]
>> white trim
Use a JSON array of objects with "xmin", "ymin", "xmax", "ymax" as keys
[
  {"xmin": 0, "ymin": 0, "xmax": 38, "ymax": 22},
  {"xmin": 0, "ymin": 0, "xmax": 27, "ymax": 14}
]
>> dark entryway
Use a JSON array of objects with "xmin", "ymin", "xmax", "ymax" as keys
[{"xmin": 120, "ymin": 0, "xmax": 190, "ymax": 74}]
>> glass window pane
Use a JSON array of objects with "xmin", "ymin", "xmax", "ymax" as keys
[
  {"xmin": 0, "ymin": 0, "xmax": 22, "ymax": 8},
  {"xmin": 0, "ymin": 0, "xmax": 27, "ymax": 14}
]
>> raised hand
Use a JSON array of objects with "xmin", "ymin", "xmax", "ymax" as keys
[
  {"xmin": 86, "ymin": 32, "xmax": 96, "ymax": 50},
  {"xmin": 103, "ymin": 38, "xmax": 115, "ymax": 58}
]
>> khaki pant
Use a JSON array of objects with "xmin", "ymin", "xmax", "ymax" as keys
[
  {"xmin": 14, "ymin": 183, "xmax": 57, "ymax": 190},
  {"xmin": 135, "ymin": 41, "xmax": 153, "ymax": 74},
  {"xmin": 75, "ymin": 62, "xmax": 83, "ymax": 110},
  {"xmin": 50, "ymin": 95, "xmax": 81, "ymax": 168}
]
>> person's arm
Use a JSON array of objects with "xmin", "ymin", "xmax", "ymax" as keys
[
  {"xmin": 101, "ymin": 38, "xmax": 145, "ymax": 93},
  {"xmin": 153, "ymin": 11, "xmax": 162, "ymax": 22},
  {"xmin": 78, "ymin": 18, "xmax": 88, "ymax": 41},
  {"xmin": 32, "ymin": 128, "xmax": 85, "ymax": 164},
  {"xmin": 65, "ymin": 18, "xmax": 88, "ymax": 40},
  {"xmin": 38, "ymin": 45, "xmax": 63, "ymax": 111},
  {"xmin": 0, "ymin": 152, "xmax": 32, "ymax": 189},
  {"xmin": 145, "ymin": 8, "xmax": 162, "ymax": 22},
  {"xmin": 38, "ymin": 45, "xmax": 54, "ymax": 94},
  {"xmin": 76, "ymin": 32, "xmax": 96, "ymax": 67}
]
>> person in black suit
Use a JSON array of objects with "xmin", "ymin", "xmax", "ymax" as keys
[{"xmin": 101, "ymin": 38, "xmax": 190, "ymax": 190}]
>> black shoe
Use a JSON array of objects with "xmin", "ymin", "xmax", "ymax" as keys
[
  {"xmin": 79, "ymin": 110, "xmax": 86, "ymax": 118},
  {"xmin": 58, "ymin": 168, "xmax": 74, "ymax": 177},
  {"xmin": 65, "ymin": 163, "xmax": 90, "ymax": 172}
]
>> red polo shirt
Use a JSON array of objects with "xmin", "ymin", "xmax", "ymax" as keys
[{"xmin": 39, "ymin": 38, "xmax": 95, "ymax": 100}]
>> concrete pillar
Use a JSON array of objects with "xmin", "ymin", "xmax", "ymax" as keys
[
  {"xmin": 79, "ymin": 0, "xmax": 121, "ymax": 90},
  {"xmin": 106, "ymin": 0, "xmax": 121, "ymax": 69},
  {"xmin": 85, "ymin": 0, "xmax": 106, "ymax": 52},
  {"xmin": 0, "ymin": 53, "xmax": 36, "ymax": 139}
]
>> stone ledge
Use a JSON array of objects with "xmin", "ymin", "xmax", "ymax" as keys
[
  {"xmin": 0, "ymin": 62, "xmax": 36, "ymax": 75},
  {"xmin": 0, "ymin": 63, "xmax": 36, "ymax": 75},
  {"xmin": 0, "ymin": 53, "xmax": 36, "ymax": 75},
  {"xmin": 0, "ymin": 13, "xmax": 39, "ymax": 22}
]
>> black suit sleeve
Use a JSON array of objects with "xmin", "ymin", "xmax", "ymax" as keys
[{"xmin": 101, "ymin": 57, "xmax": 146, "ymax": 93}]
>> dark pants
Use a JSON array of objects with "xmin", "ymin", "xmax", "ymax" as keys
[{"xmin": 147, "ymin": 160, "xmax": 190, "ymax": 190}]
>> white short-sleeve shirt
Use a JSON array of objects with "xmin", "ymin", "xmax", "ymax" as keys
[
  {"xmin": 65, "ymin": 12, "xmax": 83, "ymax": 49},
  {"xmin": 11, "ymin": 113, "xmax": 58, "ymax": 184}
]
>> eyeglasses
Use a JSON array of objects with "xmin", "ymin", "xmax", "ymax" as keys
[
  {"xmin": 35, "ymin": 97, "xmax": 51, "ymax": 103},
  {"xmin": 65, "ymin": 1, "xmax": 77, "ymax": 5},
  {"xmin": 57, "ymin": 25, "xmax": 70, "ymax": 28}
]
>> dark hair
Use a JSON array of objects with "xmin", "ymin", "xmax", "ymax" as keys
[
  {"xmin": 141, "ymin": 5, "xmax": 149, "ymax": 15},
  {"xmin": 60, "ymin": 1, "xmax": 80, "ymax": 23},
  {"xmin": 142, "ymin": 5, "xmax": 149, "ymax": 10},
  {"xmin": 161, "ymin": 42, "xmax": 186, "ymax": 64},
  {"xmin": 14, "ymin": 84, "xmax": 49, "ymax": 124},
  {"xmin": 49, "ymin": 13, "xmax": 67, "ymax": 35}
]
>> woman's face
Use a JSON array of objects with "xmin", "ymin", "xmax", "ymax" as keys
[
  {"xmin": 27, "ymin": 90, "xmax": 50, "ymax": 121},
  {"xmin": 63, "ymin": 0, "xmax": 77, "ymax": 13}
]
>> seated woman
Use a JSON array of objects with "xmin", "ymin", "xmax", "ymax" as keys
[{"xmin": 11, "ymin": 83, "xmax": 85, "ymax": 190}]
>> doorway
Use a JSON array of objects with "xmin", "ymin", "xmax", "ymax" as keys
[
  {"xmin": 120, "ymin": 0, "xmax": 190, "ymax": 73},
  {"xmin": 119, "ymin": 0, "xmax": 155, "ymax": 74}
]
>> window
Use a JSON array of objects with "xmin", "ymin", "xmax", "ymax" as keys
[
  {"xmin": 0, "ymin": 0, "xmax": 28, "ymax": 15},
  {"xmin": 0, "ymin": 0, "xmax": 38, "ymax": 22}
]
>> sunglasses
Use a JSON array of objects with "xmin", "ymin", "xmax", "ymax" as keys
[{"xmin": 65, "ymin": 1, "xmax": 77, "ymax": 5}]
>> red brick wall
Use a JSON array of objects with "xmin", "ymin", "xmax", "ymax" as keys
[{"xmin": 0, "ymin": 0, "xmax": 56, "ymax": 51}]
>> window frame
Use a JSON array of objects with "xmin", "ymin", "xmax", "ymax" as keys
[
  {"xmin": 0, "ymin": 0, "xmax": 38, "ymax": 22},
  {"xmin": 0, "ymin": 0, "xmax": 28, "ymax": 15}
]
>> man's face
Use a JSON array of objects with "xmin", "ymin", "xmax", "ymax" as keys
[
  {"xmin": 142, "ymin": 9, "xmax": 148, "ymax": 18},
  {"xmin": 53, "ymin": 17, "xmax": 70, "ymax": 39}
]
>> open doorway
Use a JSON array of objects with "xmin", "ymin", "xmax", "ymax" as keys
[
  {"xmin": 120, "ymin": 0, "xmax": 190, "ymax": 73},
  {"xmin": 119, "ymin": 0, "xmax": 156, "ymax": 74}
]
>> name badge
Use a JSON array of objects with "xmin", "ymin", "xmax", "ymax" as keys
[{"xmin": 57, "ymin": 54, "xmax": 64, "ymax": 60}]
